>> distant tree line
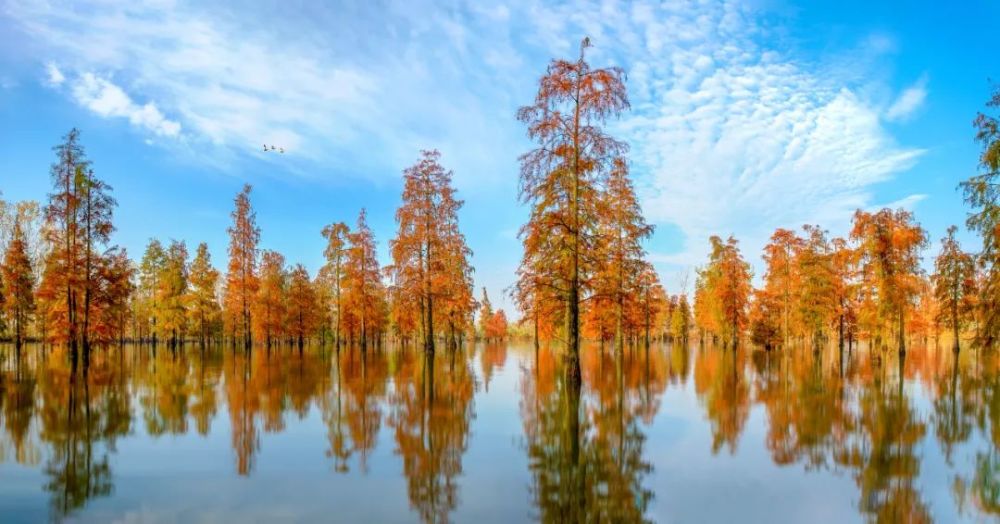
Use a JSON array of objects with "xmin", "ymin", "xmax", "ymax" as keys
[{"xmin": 1, "ymin": 42, "xmax": 997, "ymax": 367}]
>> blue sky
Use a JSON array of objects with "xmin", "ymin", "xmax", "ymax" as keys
[{"xmin": 0, "ymin": 0, "xmax": 996, "ymax": 313}]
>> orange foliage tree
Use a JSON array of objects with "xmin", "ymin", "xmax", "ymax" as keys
[
  {"xmin": 760, "ymin": 228, "xmax": 803, "ymax": 347},
  {"xmin": 157, "ymin": 240, "xmax": 189, "ymax": 349},
  {"xmin": 320, "ymin": 221, "xmax": 350, "ymax": 346},
  {"xmin": 389, "ymin": 150, "xmax": 474, "ymax": 354},
  {"xmin": 932, "ymin": 225, "xmax": 977, "ymax": 353},
  {"xmin": 138, "ymin": 238, "xmax": 165, "ymax": 344},
  {"xmin": 795, "ymin": 226, "xmax": 838, "ymax": 351},
  {"xmin": 224, "ymin": 184, "xmax": 260, "ymax": 351},
  {"xmin": 633, "ymin": 262, "xmax": 666, "ymax": 350},
  {"xmin": 286, "ymin": 263, "xmax": 320, "ymax": 352},
  {"xmin": 695, "ymin": 236, "xmax": 752, "ymax": 349},
  {"xmin": 2, "ymin": 215, "xmax": 35, "ymax": 349},
  {"xmin": 343, "ymin": 209, "xmax": 386, "ymax": 348},
  {"xmin": 830, "ymin": 236, "xmax": 860, "ymax": 353},
  {"xmin": 254, "ymin": 249, "xmax": 286, "ymax": 349},
  {"xmin": 516, "ymin": 37, "xmax": 629, "ymax": 365},
  {"xmin": 187, "ymin": 242, "xmax": 221, "ymax": 346},
  {"xmin": 850, "ymin": 208, "xmax": 928, "ymax": 354},
  {"xmin": 486, "ymin": 309, "xmax": 508, "ymax": 342},
  {"xmin": 37, "ymin": 129, "xmax": 130, "ymax": 366},
  {"xmin": 589, "ymin": 159, "xmax": 654, "ymax": 353}
]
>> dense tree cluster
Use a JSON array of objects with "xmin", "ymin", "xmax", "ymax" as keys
[
  {"xmin": 1, "ymin": 61, "xmax": 998, "ymax": 366},
  {"xmin": 0, "ymin": 133, "xmax": 481, "ymax": 359},
  {"xmin": 687, "ymin": 86, "xmax": 1000, "ymax": 356}
]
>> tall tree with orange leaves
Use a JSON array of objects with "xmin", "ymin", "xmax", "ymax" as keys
[
  {"xmin": 286, "ymin": 263, "xmax": 319, "ymax": 352},
  {"xmin": 437, "ymin": 228, "xmax": 476, "ymax": 350},
  {"xmin": 320, "ymin": 221, "xmax": 350, "ymax": 347},
  {"xmin": 224, "ymin": 184, "xmax": 260, "ymax": 351},
  {"xmin": 516, "ymin": 37, "xmax": 629, "ymax": 367},
  {"xmin": 486, "ymin": 309, "xmax": 508, "ymax": 342},
  {"xmin": 255, "ymin": 249, "xmax": 286, "ymax": 349},
  {"xmin": 592, "ymin": 159, "xmax": 654, "ymax": 353},
  {"xmin": 761, "ymin": 229, "xmax": 803, "ymax": 347},
  {"xmin": 37, "ymin": 129, "xmax": 126, "ymax": 367},
  {"xmin": 343, "ymin": 209, "xmax": 386, "ymax": 349},
  {"xmin": 795, "ymin": 225, "xmax": 838, "ymax": 351},
  {"xmin": 850, "ymin": 208, "xmax": 928, "ymax": 355},
  {"xmin": 91, "ymin": 248, "xmax": 134, "ymax": 347},
  {"xmin": 157, "ymin": 240, "xmax": 189, "ymax": 350},
  {"xmin": 830, "ymin": 236, "xmax": 859, "ymax": 353},
  {"xmin": 1, "ymin": 216, "xmax": 35, "ymax": 350},
  {"xmin": 389, "ymin": 150, "xmax": 473, "ymax": 354},
  {"xmin": 932, "ymin": 226, "xmax": 977, "ymax": 353},
  {"xmin": 634, "ymin": 262, "xmax": 666, "ymax": 350},
  {"xmin": 187, "ymin": 242, "xmax": 220, "ymax": 347},
  {"xmin": 512, "ymin": 232, "xmax": 563, "ymax": 351},
  {"xmin": 696, "ymin": 236, "xmax": 752, "ymax": 349}
]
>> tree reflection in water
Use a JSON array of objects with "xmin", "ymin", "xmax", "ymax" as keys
[
  {"xmin": 520, "ymin": 344, "xmax": 660, "ymax": 523},
  {"xmin": 389, "ymin": 346, "xmax": 475, "ymax": 523},
  {"xmin": 37, "ymin": 349, "xmax": 131, "ymax": 518},
  {"xmin": 0, "ymin": 342, "xmax": 998, "ymax": 522}
]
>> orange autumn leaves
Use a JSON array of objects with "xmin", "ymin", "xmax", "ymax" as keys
[
  {"xmin": 721, "ymin": 210, "xmax": 931, "ymax": 354},
  {"xmin": 8, "ymin": 51, "xmax": 1000, "ymax": 358},
  {"xmin": 34, "ymin": 129, "xmax": 134, "ymax": 365},
  {"xmin": 388, "ymin": 150, "xmax": 476, "ymax": 352},
  {"xmin": 514, "ymin": 38, "xmax": 663, "ymax": 357},
  {"xmin": 213, "ymin": 149, "xmax": 477, "ymax": 352},
  {"xmin": 1, "ymin": 210, "xmax": 35, "ymax": 349}
]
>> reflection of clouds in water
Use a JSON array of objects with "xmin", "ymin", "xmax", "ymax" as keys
[{"xmin": 0, "ymin": 343, "xmax": 996, "ymax": 522}]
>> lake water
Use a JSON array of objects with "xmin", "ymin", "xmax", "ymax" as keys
[{"xmin": 0, "ymin": 341, "xmax": 997, "ymax": 523}]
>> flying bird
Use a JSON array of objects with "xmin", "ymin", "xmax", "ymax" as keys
[{"xmin": 261, "ymin": 143, "xmax": 287, "ymax": 154}]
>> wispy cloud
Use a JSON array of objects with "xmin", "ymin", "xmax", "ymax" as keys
[
  {"xmin": 874, "ymin": 193, "xmax": 928, "ymax": 212},
  {"xmin": 594, "ymin": 2, "xmax": 925, "ymax": 275},
  {"xmin": 886, "ymin": 75, "xmax": 928, "ymax": 121},
  {"xmin": 44, "ymin": 61, "xmax": 63, "ymax": 86},
  {"xmin": 3, "ymin": 0, "xmax": 926, "ymax": 289},
  {"xmin": 71, "ymin": 72, "xmax": 181, "ymax": 137}
]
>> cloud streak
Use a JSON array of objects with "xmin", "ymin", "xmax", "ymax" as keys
[
  {"xmin": 71, "ymin": 72, "xmax": 181, "ymax": 137},
  {"xmin": 886, "ymin": 75, "xmax": 928, "ymax": 121},
  {"xmin": 2, "ymin": 0, "xmax": 926, "ymax": 290}
]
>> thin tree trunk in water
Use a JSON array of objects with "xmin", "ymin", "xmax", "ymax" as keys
[
  {"xmin": 644, "ymin": 302, "xmax": 651, "ymax": 351},
  {"xmin": 952, "ymin": 299, "xmax": 960, "ymax": 354},
  {"xmin": 82, "ymin": 178, "xmax": 93, "ymax": 370},
  {"xmin": 426, "ymin": 294, "xmax": 434, "ymax": 355},
  {"xmin": 614, "ymin": 247, "xmax": 624, "ymax": 355},
  {"xmin": 898, "ymin": 307, "xmax": 906, "ymax": 356},
  {"xmin": 534, "ymin": 309, "xmax": 540, "ymax": 354},
  {"xmin": 838, "ymin": 313, "xmax": 845, "ymax": 354},
  {"xmin": 566, "ymin": 53, "xmax": 582, "ymax": 372}
]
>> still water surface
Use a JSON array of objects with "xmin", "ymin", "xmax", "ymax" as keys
[{"xmin": 0, "ymin": 342, "xmax": 997, "ymax": 522}]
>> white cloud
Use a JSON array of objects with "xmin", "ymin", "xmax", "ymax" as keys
[
  {"xmin": 4, "ymin": 0, "xmax": 926, "ymax": 290},
  {"xmin": 873, "ymin": 193, "xmax": 927, "ymax": 212},
  {"xmin": 598, "ymin": 3, "xmax": 924, "ymax": 276},
  {"xmin": 71, "ymin": 72, "xmax": 181, "ymax": 137},
  {"xmin": 44, "ymin": 62, "xmax": 64, "ymax": 86},
  {"xmin": 886, "ymin": 76, "xmax": 928, "ymax": 121}
]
